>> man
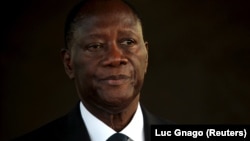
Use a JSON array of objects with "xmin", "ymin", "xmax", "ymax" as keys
[{"xmin": 13, "ymin": 0, "xmax": 171, "ymax": 141}]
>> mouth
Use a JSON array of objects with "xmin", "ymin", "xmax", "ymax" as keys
[{"xmin": 98, "ymin": 74, "xmax": 131, "ymax": 86}]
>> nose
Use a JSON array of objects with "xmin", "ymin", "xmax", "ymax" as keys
[{"xmin": 101, "ymin": 43, "xmax": 128, "ymax": 67}]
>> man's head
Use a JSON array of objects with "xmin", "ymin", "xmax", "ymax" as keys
[{"xmin": 61, "ymin": 0, "xmax": 148, "ymax": 114}]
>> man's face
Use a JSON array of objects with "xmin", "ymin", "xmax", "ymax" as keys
[{"xmin": 63, "ymin": 2, "xmax": 148, "ymax": 113}]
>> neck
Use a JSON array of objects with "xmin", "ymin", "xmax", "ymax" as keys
[{"xmin": 82, "ymin": 95, "xmax": 140, "ymax": 132}]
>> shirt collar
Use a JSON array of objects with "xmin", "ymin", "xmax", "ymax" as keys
[{"xmin": 80, "ymin": 102, "xmax": 144, "ymax": 141}]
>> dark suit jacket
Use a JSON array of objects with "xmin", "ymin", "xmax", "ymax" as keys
[{"xmin": 12, "ymin": 103, "xmax": 172, "ymax": 141}]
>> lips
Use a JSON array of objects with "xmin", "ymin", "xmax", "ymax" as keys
[{"xmin": 98, "ymin": 74, "xmax": 130, "ymax": 86}]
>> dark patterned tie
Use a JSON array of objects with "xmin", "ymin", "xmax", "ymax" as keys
[{"xmin": 106, "ymin": 133, "xmax": 130, "ymax": 141}]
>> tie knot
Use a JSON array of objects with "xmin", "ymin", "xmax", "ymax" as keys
[{"xmin": 107, "ymin": 133, "xmax": 130, "ymax": 141}]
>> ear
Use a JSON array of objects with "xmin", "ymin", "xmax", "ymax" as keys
[
  {"xmin": 60, "ymin": 48, "xmax": 75, "ymax": 79},
  {"xmin": 144, "ymin": 41, "xmax": 149, "ymax": 74}
]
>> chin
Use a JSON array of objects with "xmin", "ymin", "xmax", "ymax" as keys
[
  {"xmin": 103, "ymin": 92, "xmax": 133, "ymax": 105},
  {"xmin": 100, "ymin": 101, "xmax": 132, "ymax": 114},
  {"xmin": 99, "ymin": 91, "xmax": 137, "ymax": 111}
]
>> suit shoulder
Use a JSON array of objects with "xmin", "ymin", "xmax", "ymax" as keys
[
  {"xmin": 11, "ymin": 103, "xmax": 89, "ymax": 141},
  {"xmin": 141, "ymin": 105, "xmax": 175, "ymax": 125},
  {"xmin": 11, "ymin": 114, "xmax": 68, "ymax": 141}
]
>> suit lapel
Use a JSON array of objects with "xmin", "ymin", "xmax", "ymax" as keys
[
  {"xmin": 66, "ymin": 103, "xmax": 91, "ymax": 141},
  {"xmin": 141, "ymin": 105, "xmax": 171, "ymax": 141}
]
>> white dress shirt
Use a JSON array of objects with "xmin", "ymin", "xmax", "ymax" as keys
[{"xmin": 80, "ymin": 102, "xmax": 144, "ymax": 141}]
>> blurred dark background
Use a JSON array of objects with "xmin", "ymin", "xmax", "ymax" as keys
[{"xmin": 1, "ymin": 0, "xmax": 250, "ymax": 140}]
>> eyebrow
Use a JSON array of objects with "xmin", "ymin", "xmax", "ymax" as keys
[
  {"xmin": 86, "ymin": 34, "xmax": 106, "ymax": 39},
  {"xmin": 117, "ymin": 28, "xmax": 139, "ymax": 37},
  {"xmin": 82, "ymin": 28, "xmax": 139, "ymax": 40}
]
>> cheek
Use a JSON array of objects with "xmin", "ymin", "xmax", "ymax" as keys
[
  {"xmin": 136, "ymin": 48, "xmax": 148, "ymax": 74},
  {"xmin": 73, "ymin": 59, "xmax": 97, "ymax": 95},
  {"xmin": 73, "ymin": 60, "xmax": 94, "ymax": 79},
  {"xmin": 130, "ymin": 49, "xmax": 148, "ymax": 84},
  {"xmin": 72, "ymin": 50, "xmax": 92, "ymax": 72},
  {"xmin": 72, "ymin": 53, "xmax": 91, "ymax": 81}
]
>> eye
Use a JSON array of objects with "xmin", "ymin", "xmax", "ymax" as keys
[
  {"xmin": 120, "ymin": 39, "xmax": 136, "ymax": 47},
  {"xmin": 85, "ymin": 43, "xmax": 104, "ymax": 52}
]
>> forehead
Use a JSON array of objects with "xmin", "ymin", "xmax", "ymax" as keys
[
  {"xmin": 67, "ymin": 0, "xmax": 144, "ymax": 47},
  {"xmin": 72, "ymin": 16, "xmax": 142, "ymax": 43},
  {"xmin": 76, "ymin": 13, "xmax": 139, "ymax": 32},
  {"xmin": 72, "ymin": 1, "xmax": 142, "ymax": 37}
]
